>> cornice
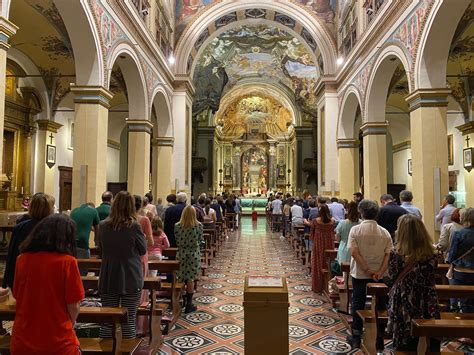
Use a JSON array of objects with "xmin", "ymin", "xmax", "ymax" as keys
[
  {"xmin": 337, "ymin": 138, "xmax": 359, "ymax": 149},
  {"xmin": 360, "ymin": 121, "xmax": 389, "ymax": 137},
  {"xmin": 110, "ymin": 0, "xmax": 175, "ymax": 86},
  {"xmin": 335, "ymin": 1, "xmax": 411, "ymax": 88},
  {"xmin": 405, "ymin": 89, "xmax": 451, "ymax": 112},
  {"xmin": 152, "ymin": 136, "xmax": 174, "ymax": 147},
  {"xmin": 0, "ymin": 16, "xmax": 18, "ymax": 51},
  {"xmin": 36, "ymin": 120, "xmax": 63, "ymax": 133},
  {"xmin": 392, "ymin": 140, "xmax": 411, "ymax": 153},
  {"xmin": 126, "ymin": 119, "xmax": 153, "ymax": 134},
  {"xmin": 173, "ymin": 76, "xmax": 195, "ymax": 96},
  {"xmin": 70, "ymin": 85, "xmax": 114, "ymax": 109},
  {"xmin": 456, "ymin": 121, "xmax": 474, "ymax": 136}
]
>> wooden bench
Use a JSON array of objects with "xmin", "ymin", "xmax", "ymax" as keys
[
  {"xmin": 410, "ymin": 318, "xmax": 474, "ymax": 354},
  {"xmin": 0, "ymin": 304, "xmax": 142, "ymax": 354},
  {"xmin": 359, "ymin": 283, "xmax": 474, "ymax": 354},
  {"xmin": 225, "ymin": 212, "xmax": 236, "ymax": 231},
  {"xmin": 161, "ymin": 248, "xmax": 178, "ymax": 260},
  {"xmin": 81, "ymin": 276, "xmax": 164, "ymax": 350}
]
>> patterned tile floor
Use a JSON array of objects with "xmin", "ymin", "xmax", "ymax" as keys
[{"xmin": 157, "ymin": 217, "xmax": 361, "ymax": 354}]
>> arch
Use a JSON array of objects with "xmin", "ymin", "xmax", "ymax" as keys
[
  {"xmin": 219, "ymin": 81, "xmax": 301, "ymax": 126},
  {"xmin": 337, "ymin": 86, "xmax": 363, "ymax": 140},
  {"xmin": 175, "ymin": 0, "xmax": 337, "ymax": 76},
  {"xmin": 188, "ymin": 19, "xmax": 321, "ymax": 79},
  {"xmin": 365, "ymin": 44, "xmax": 412, "ymax": 122},
  {"xmin": 53, "ymin": 0, "xmax": 104, "ymax": 86},
  {"xmin": 414, "ymin": 0, "xmax": 470, "ymax": 90},
  {"xmin": 150, "ymin": 86, "xmax": 173, "ymax": 137},
  {"xmin": 107, "ymin": 43, "xmax": 148, "ymax": 120}
]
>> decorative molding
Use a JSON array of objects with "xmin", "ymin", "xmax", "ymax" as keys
[
  {"xmin": 337, "ymin": 139, "xmax": 359, "ymax": 149},
  {"xmin": 392, "ymin": 140, "xmax": 411, "ymax": 153},
  {"xmin": 70, "ymin": 85, "xmax": 114, "ymax": 108},
  {"xmin": 0, "ymin": 16, "xmax": 18, "ymax": 51},
  {"xmin": 152, "ymin": 136, "xmax": 174, "ymax": 147},
  {"xmin": 360, "ymin": 121, "xmax": 389, "ymax": 137},
  {"xmin": 126, "ymin": 119, "xmax": 153, "ymax": 134},
  {"xmin": 173, "ymin": 76, "xmax": 196, "ymax": 95},
  {"xmin": 405, "ymin": 89, "xmax": 451, "ymax": 111},
  {"xmin": 36, "ymin": 120, "xmax": 63, "ymax": 133},
  {"xmin": 456, "ymin": 121, "xmax": 474, "ymax": 136},
  {"xmin": 107, "ymin": 139, "xmax": 121, "ymax": 150}
]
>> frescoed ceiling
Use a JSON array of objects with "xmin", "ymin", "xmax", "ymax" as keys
[
  {"xmin": 193, "ymin": 24, "xmax": 320, "ymax": 119},
  {"xmin": 175, "ymin": 0, "xmax": 337, "ymax": 43},
  {"xmin": 9, "ymin": 0, "xmax": 75, "ymax": 111},
  {"xmin": 446, "ymin": 2, "xmax": 474, "ymax": 119}
]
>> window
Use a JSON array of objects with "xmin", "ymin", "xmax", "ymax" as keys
[
  {"xmin": 338, "ymin": 3, "xmax": 358, "ymax": 57},
  {"xmin": 155, "ymin": 0, "xmax": 173, "ymax": 57}
]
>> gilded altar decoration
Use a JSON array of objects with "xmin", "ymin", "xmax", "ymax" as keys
[{"xmin": 216, "ymin": 94, "xmax": 293, "ymax": 140}]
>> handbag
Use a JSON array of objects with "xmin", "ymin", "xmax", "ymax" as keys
[{"xmin": 446, "ymin": 246, "xmax": 474, "ymax": 280}]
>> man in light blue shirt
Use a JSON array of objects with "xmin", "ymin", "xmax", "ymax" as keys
[
  {"xmin": 435, "ymin": 194, "xmax": 456, "ymax": 227},
  {"xmin": 399, "ymin": 190, "xmax": 422, "ymax": 219},
  {"xmin": 328, "ymin": 197, "xmax": 345, "ymax": 222}
]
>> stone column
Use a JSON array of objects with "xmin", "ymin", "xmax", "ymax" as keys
[
  {"xmin": 0, "ymin": 18, "xmax": 18, "ymax": 178},
  {"xmin": 127, "ymin": 120, "xmax": 152, "ymax": 196},
  {"xmin": 406, "ymin": 89, "xmax": 450, "ymax": 238},
  {"xmin": 268, "ymin": 140, "xmax": 277, "ymax": 190},
  {"xmin": 337, "ymin": 139, "xmax": 359, "ymax": 199},
  {"xmin": 233, "ymin": 142, "xmax": 242, "ymax": 192},
  {"xmin": 22, "ymin": 128, "xmax": 34, "ymax": 196},
  {"xmin": 457, "ymin": 122, "xmax": 474, "ymax": 208},
  {"xmin": 35, "ymin": 120, "xmax": 63, "ymax": 195},
  {"xmin": 172, "ymin": 79, "xmax": 194, "ymax": 195},
  {"xmin": 361, "ymin": 122, "xmax": 388, "ymax": 202},
  {"xmin": 70, "ymin": 85, "xmax": 113, "ymax": 208},
  {"xmin": 152, "ymin": 136, "xmax": 174, "ymax": 200}
]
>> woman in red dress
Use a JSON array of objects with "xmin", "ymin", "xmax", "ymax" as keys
[{"xmin": 310, "ymin": 204, "xmax": 335, "ymax": 292}]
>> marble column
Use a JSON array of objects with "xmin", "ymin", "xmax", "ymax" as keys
[
  {"xmin": 361, "ymin": 122, "xmax": 388, "ymax": 202},
  {"xmin": 337, "ymin": 139, "xmax": 359, "ymax": 199},
  {"xmin": 268, "ymin": 141, "xmax": 277, "ymax": 191},
  {"xmin": 457, "ymin": 122, "xmax": 474, "ymax": 209},
  {"xmin": 406, "ymin": 89, "xmax": 450, "ymax": 239},
  {"xmin": 127, "ymin": 120, "xmax": 152, "ymax": 196},
  {"xmin": 152, "ymin": 136, "xmax": 174, "ymax": 200},
  {"xmin": 35, "ymin": 120, "xmax": 63, "ymax": 195},
  {"xmin": 70, "ymin": 85, "xmax": 113, "ymax": 207},
  {"xmin": 233, "ymin": 142, "xmax": 242, "ymax": 192},
  {"xmin": 0, "ymin": 18, "xmax": 18, "ymax": 178}
]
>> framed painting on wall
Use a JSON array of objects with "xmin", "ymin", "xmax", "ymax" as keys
[
  {"xmin": 463, "ymin": 147, "xmax": 473, "ymax": 172},
  {"xmin": 407, "ymin": 159, "xmax": 413, "ymax": 176},
  {"xmin": 46, "ymin": 144, "xmax": 56, "ymax": 169},
  {"xmin": 448, "ymin": 134, "xmax": 454, "ymax": 166}
]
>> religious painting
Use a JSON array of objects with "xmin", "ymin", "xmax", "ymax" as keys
[
  {"xmin": 46, "ymin": 144, "xmax": 56, "ymax": 169},
  {"xmin": 175, "ymin": 0, "xmax": 213, "ymax": 39},
  {"xmin": 241, "ymin": 147, "xmax": 268, "ymax": 195},
  {"xmin": 68, "ymin": 119, "xmax": 74, "ymax": 150},
  {"xmin": 463, "ymin": 147, "xmax": 473, "ymax": 172},
  {"xmin": 448, "ymin": 134, "xmax": 454, "ymax": 166}
]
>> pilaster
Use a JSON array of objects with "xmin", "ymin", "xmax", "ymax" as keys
[
  {"xmin": 361, "ymin": 122, "xmax": 388, "ymax": 201},
  {"xmin": 406, "ymin": 89, "xmax": 451, "ymax": 239},
  {"xmin": 152, "ymin": 136, "xmax": 174, "ymax": 200},
  {"xmin": 127, "ymin": 120, "xmax": 153, "ymax": 196},
  {"xmin": 70, "ymin": 85, "xmax": 113, "ymax": 207},
  {"xmin": 337, "ymin": 139, "xmax": 359, "ymax": 200}
]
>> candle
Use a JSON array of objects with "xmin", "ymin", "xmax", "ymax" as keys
[{"xmin": 21, "ymin": 186, "xmax": 24, "ymax": 195}]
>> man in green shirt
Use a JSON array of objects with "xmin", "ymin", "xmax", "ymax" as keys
[
  {"xmin": 70, "ymin": 203, "xmax": 100, "ymax": 263},
  {"xmin": 96, "ymin": 191, "xmax": 113, "ymax": 221}
]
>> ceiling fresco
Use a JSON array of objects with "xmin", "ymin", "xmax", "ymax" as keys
[
  {"xmin": 192, "ymin": 24, "xmax": 320, "ymax": 119},
  {"xmin": 446, "ymin": 2, "xmax": 474, "ymax": 119},
  {"xmin": 215, "ymin": 94, "xmax": 294, "ymax": 140},
  {"xmin": 175, "ymin": 0, "xmax": 337, "ymax": 42},
  {"xmin": 9, "ymin": 0, "xmax": 75, "ymax": 112}
]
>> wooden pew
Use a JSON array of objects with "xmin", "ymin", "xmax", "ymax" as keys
[
  {"xmin": 81, "ymin": 276, "xmax": 164, "ymax": 350},
  {"xmin": 161, "ymin": 248, "xmax": 178, "ymax": 260},
  {"xmin": 411, "ymin": 319, "xmax": 474, "ymax": 355},
  {"xmin": 322, "ymin": 249, "xmax": 338, "ymax": 296},
  {"xmin": 360, "ymin": 283, "xmax": 474, "ymax": 355},
  {"xmin": 0, "ymin": 304, "xmax": 142, "ymax": 354}
]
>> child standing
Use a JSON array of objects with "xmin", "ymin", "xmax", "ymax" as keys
[{"xmin": 149, "ymin": 216, "xmax": 170, "ymax": 262}]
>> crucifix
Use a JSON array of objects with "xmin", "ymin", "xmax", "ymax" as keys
[
  {"xmin": 466, "ymin": 135, "xmax": 470, "ymax": 148},
  {"xmin": 49, "ymin": 133, "xmax": 54, "ymax": 145}
]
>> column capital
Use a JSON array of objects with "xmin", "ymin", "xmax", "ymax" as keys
[
  {"xmin": 127, "ymin": 120, "xmax": 153, "ymax": 134},
  {"xmin": 70, "ymin": 85, "xmax": 114, "ymax": 108},
  {"xmin": 337, "ymin": 138, "xmax": 359, "ymax": 149},
  {"xmin": 173, "ymin": 75, "xmax": 195, "ymax": 96},
  {"xmin": 360, "ymin": 122, "xmax": 389, "ymax": 137},
  {"xmin": 405, "ymin": 89, "xmax": 451, "ymax": 111},
  {"xmin": 456, "ymin": 121, "xmax": 474, "ymax": 136},
  {"xmin": 0, "ymin": 17, "xmax": 18, "ymax": 51},
  {"xmin": 36, "ymin": 119, "xmax": 63, "ymax": 133},
  {"xmin": 152, "ymin": 136, "xmax": 174, "ymax": 147}
]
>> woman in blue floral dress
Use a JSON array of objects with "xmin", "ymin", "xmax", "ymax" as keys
[{"xmin": 387, "ymin": 214, "xmax": 440, "ymax": 352}]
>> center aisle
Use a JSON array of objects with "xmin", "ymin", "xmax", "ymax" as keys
[{"xmin": 159, "ymin": 217, "xmax": 359, "ymax": 354}]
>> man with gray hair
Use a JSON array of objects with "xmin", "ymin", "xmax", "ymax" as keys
[
  {"xmin": 436, "ymin": 194, "xmax": 456, "ymax": 227},
  {"xmin": 347, "ymin": 199, "xmax": 393, "ymax": 350},
  {"xmin": 164, "ymin": 192, "xmax": 187, "ymax": 247},
  {"xmin": 399, "ymin": 190, "xmax": 422, "ymax": 219}
]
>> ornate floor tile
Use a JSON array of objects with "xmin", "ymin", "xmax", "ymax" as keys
[
  {"xmin": 306, "ymin": 335, "xmax": 356, "ymax": 354},
  {"xmin": 218, "ymin": 304, "xmax": 244, "ymax": 313},
  {"xmin": 202, "ymin": 322, "xmax": 243, "ymax": 340},
  {"xmin": 164, "ymin": 331, "xmax": 216, "ymax": 353}
]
